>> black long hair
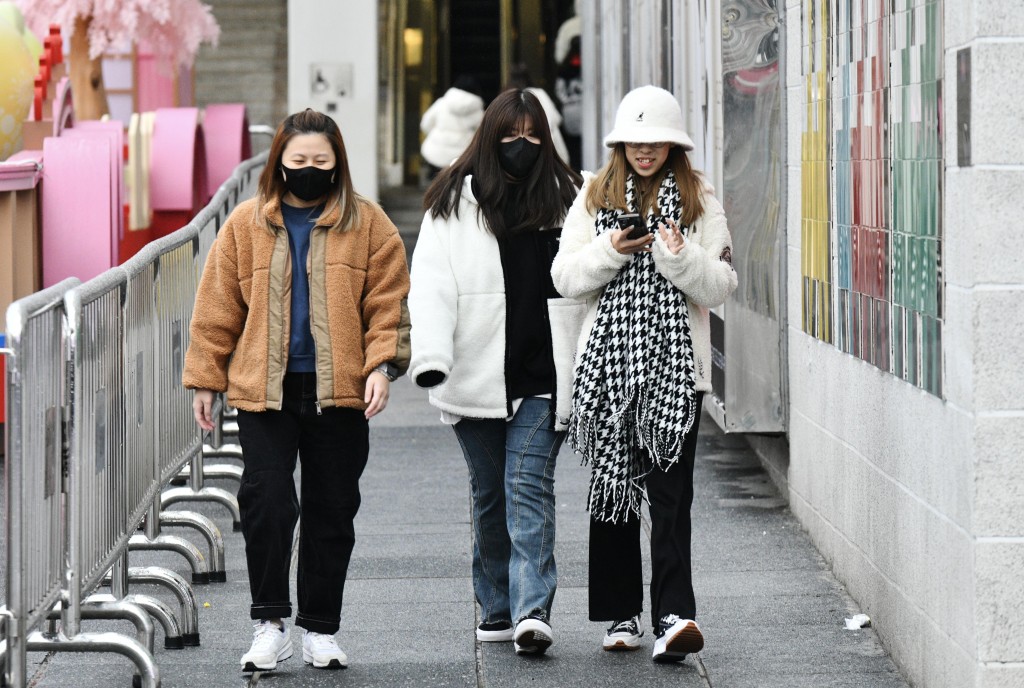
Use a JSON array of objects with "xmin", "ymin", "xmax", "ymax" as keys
[{"xmin": 423, "ymin": 89, "xmax": 582, "ymax": 238}]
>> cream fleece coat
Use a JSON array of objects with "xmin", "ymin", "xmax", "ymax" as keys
[
  {"xmin": 550, "ymin": 172, "xmax": 737, "ymax": 393},
  {"xmin": 408, "ymin": 176, "xmax": 585, "ymax": 429}
]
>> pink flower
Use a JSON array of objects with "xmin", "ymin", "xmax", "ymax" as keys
[{"xmin": 15, "ymin": 0, "xmax": 219, "ymax": 66}]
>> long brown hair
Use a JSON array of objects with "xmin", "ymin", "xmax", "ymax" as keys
[
  {"xmin": 585, "ymin": 144, "xmax": 705, "ymax": 226},
  {"xmin": 255, "ymin": 109, "xmax": 363, "ymax": 231},
  {"xmin": 424, "ymin": 89, "xmax": 582, "ymax": 238}
]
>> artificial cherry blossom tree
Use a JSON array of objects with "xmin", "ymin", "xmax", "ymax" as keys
[{"xmin": 15, "ymin": 0, "xmax": 219, "ymax": 120}]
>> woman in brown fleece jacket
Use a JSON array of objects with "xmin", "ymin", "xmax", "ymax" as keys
[{"xmin": 183, "ymin": 109, "xmax": 410, "ymax": 673}]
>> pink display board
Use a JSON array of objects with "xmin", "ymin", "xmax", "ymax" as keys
[
  {"xmin": 41, "ymin": 136, "xmax": 115, "ymax": 286},
  {"xmin": 150, "ymin": 107, "xmax": 207, "ymax": 212},
  {"xmin": 149, "ymin": 108, "xmax": 207, "ymax": 238},
  {"xmin": 67, "ymin": 121, "xmax": 125, "ymax": 260},
  {"xmin": 202, "ymin": 104, "xmax": 251, "ymax": 201}
]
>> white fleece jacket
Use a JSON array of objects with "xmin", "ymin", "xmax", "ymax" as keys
[
  {"xmin": 419, "ymin": 88, "xmax": 485, "ymax": 168},
  {"xmin": 408, "ymin": 176, "xmax": 586, "ymax": 428},
  {"xmin": 550, "ymin": 172, "xmax": 738, "ymax": 393}
]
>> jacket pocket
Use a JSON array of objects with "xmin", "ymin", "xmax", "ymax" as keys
[{"xmin": 547, "ymin": 297, "xmax": 588, "ymax": 430}]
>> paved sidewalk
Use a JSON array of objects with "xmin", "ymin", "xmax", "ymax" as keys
[
  {"xmin": 22, "ymin": 381, "xmax": 908, "ymax": 687},
  {"xmin": 19, "ymin": 187, "xmax": 910, "ymax": 687}
]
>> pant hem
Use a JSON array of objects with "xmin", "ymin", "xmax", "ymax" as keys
[
  {"xmin": 296, "ymin": 613, "xmax": 340, "ymax": 635},
  {"xmin": 251, "ymin": 603, "xmax": 292, "ymax": 620}
]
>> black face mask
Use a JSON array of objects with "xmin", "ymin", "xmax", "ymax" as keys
[
  {"xmin": 498, "ymin": 138, "xmax": 541, "ymax": 178},
  {"xmin": 281, "ymin": 165, "xmax": 335, "ymax": 202}
]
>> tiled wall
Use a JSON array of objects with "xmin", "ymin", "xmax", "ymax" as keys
[
  {"xmin": 800, "ymin": 0, "xmax": 832, "ymax": 342},
  {"xmin": 890, "ymin": 0, "xmax": 942, "ymax": 394},
  {"xmin": 801, "ymin": 0, "xmax": 943, "ymax": 395}
]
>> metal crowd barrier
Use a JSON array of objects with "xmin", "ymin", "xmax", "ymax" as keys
[
  {"xmin": 1, "ymin": 150, "xmax": 269, "ymax": 687},
  {"xmin": 2, "ymin": 279, "xmax": 81, "ymax": 687}
]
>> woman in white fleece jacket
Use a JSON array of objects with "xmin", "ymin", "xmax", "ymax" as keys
[
  {"xmin": 408, "ymin": 89, "xmax": 583, "ymax": 656},
  {"xmin": 550, "ymin": 86, "xmax": 737, "ymax": 662}
]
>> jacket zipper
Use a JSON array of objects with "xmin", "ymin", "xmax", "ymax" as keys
[{"xmin": 308, "ymin": 226, "xmax": 323, "ymax": 415}]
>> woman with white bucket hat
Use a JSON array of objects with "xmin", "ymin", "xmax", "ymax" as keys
[{"xmin": 551, "ymin": 85, "xmax": 737, "ymax": 662}]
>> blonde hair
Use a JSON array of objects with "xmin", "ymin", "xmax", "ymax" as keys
[{"xmin": 585, "ymin": 145, "xmax": 705, "ymax": 226}]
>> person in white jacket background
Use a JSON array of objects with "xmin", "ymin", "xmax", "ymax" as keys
[
  {"xmin": 550, "ymin": 85, "xmax": 737, "ymax": 662},
  {"xmin": 408, "ymin": 89, "xmax": 583, "ymax": 656},
  {"xmin": 506, "ymin": 64, "xmax": 571, "ymax": 166},
  {"xmin": 419, "ymin": 74, "xmax": 485, "ymax": 179}
]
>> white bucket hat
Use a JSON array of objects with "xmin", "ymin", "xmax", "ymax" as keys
[{"xmin": 603, "ymin": 85, "xmax": 695, "ymax": 150}]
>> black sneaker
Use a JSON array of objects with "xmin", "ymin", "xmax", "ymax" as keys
[
  {"xmin": 652, "ymin": 614, "xmax": 703, "ymax": 662},
  {"xmin": 476, "ymin": 620, "xmax": 514, "ymax": 642},
  {"xmin": 603, "ymin": 615, "xmax": 644, "ymax": 651},
  {"xmin": 513, "ymin": 613, "xmax": 553, "ymax": 655}
]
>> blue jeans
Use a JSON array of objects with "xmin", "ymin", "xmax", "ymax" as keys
[{"xmin": 452, "ymin": 398, "xmax": 564, "ymax": 625}]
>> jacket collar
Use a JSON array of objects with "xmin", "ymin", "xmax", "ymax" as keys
[
  {"xmin": 461, "ymin": 175, "xmax": 480, "ymax": 208},
  {"xmin": 261, "ymin": 194, "xmax": 343, "ymax": 231}
]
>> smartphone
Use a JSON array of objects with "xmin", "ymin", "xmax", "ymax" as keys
[{"xmin": 616, "ymin": 213, "xmax": 650, "ymax": 240}]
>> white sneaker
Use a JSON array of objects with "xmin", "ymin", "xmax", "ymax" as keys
[
  {"xmin": 603, "ymin": 616, "xmax": 644, "ymax": 651},
  {"xmin": 513, "ymin": 616, "xmax": 553, "ymax": 655},
  {"xmin": 240, "ymin": 620, "xmax": 293, "ymax": 672},
  {"xmin": 302, "ymin": 630, "xmax": 348, "ymax": 669},
  {"xmin": 652, "ymin": 615, "xmax": 704, "ymax": 663}
]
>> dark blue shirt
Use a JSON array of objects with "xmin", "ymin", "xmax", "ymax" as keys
[{"xmin": 281, "ymin": 202, "xmax": 323, "ymax": 373}]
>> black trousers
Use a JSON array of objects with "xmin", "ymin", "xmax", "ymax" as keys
[
  {"xmin": 235, "ymin": 372, "xmax": 369, "ymax": 634},
  {"xmin": 588, "ymin": 399, "xmax": 703, "ymax": 627}
]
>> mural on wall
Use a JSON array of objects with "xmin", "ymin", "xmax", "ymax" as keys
[
  {"xmin": 722, "ymin": 0, "xmax": 781, "ymax": 320},
  {"xmin": 801, "ymin": 0, "xmax": 942, "ymax": 396},
  {"xmin": 800, "ymin": 0, "xmax": 831, "ymax": 342}
]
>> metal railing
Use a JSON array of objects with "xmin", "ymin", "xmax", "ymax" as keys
[{"xmin": 1, "ymin": 150, "xmax": 269, "ymax": 687}]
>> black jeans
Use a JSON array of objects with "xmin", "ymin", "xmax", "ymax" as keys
[
  {"xmin": 235, "ymin": 372, "xmax": 369, "ymax": 634},
  {"xmin": 588, "ymin": 398, "xmax": 703, "ymax": 627}
]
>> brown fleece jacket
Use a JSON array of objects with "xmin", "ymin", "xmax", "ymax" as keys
[{"xmin": 182, "ymin": 194, "xmax": 411, "ymax": 412}]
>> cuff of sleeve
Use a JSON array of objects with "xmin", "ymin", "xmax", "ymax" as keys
[
  {"xmin": 409, "ymin": 358, "xmax": 452, "ymax": 388},
  {"xmin": 597, "ymin": 232, "xmax": 631, "ymax": 267}
]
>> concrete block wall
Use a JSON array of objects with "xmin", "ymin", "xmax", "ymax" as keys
[{"xmin": 784, "ymin": 0, "xmax": 1024, "ymax": 685}]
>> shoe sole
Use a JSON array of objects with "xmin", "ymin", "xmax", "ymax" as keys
[
  {"xmin": 653, "ymin": 623, "xmax": 704, "ymax": 663},
  {"xmin": 603, "ymin": 637, "xmax": 643, "ymax": 651},
  {"xmin": 241, "ymin": 644, "xmax": 293, "ymax": 672},
  {"xmin": 302, "ymin": 648, "xmax": 348, "ymax": 669},
  {"xmin": 476, "ymin": 629, "xmax": 515, "ymax": 642},
  {"xmin": 514, "ymin": 631, "xmax": 552, "ymax": 655}
]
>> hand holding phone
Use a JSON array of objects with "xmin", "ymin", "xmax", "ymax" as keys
[{"xmin": 616, "ymin": 213, "xmax": 650, "ymax": 240}]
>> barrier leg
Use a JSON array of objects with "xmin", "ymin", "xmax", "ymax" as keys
[
  {"xmin": 128, "ymin": 533, "xmax": 210, "ymax": 585},
  {"xmin": 123, "ymin": 567, "xmax": 200, "ymax": 647},
  {"xmin": 160, "ymin": 487, "xmax": 241, "ymax": 532},
  {"xmin": 158, "ymin": 511, "xmax": 226, "ymax": 582},
  {"xmin": 203, "ymin": 442, "xmax": 243, "ymax": 461},
  {"xmin": 123, "ymin": 594, "xmax": 185, "ymax": 650},
  {"xmin": 26, "ymin": 630, "xmax": 160, "ymax": 688},
  {"xmin": 71, "ymin": 594, "xmax": 155, "ymax": 654}
]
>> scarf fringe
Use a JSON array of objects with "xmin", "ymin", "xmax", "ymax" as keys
[{"xmin": 586, "ymin": 469, "xmax": 644, "ymax": 524}]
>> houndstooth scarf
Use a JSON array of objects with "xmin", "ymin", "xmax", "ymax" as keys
[{"xmin": 567, "ymin": 170, "xmax": 698, "ymax": 523}]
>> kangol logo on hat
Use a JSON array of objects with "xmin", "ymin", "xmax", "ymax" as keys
[{"xmin": 604, "ymin": 85, "xmax": 695, "ymax": 150}]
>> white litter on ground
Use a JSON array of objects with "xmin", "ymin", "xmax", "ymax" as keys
[{"xmin": 844, "ymin": 614, "xmax": 871, "ymax": 630}]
